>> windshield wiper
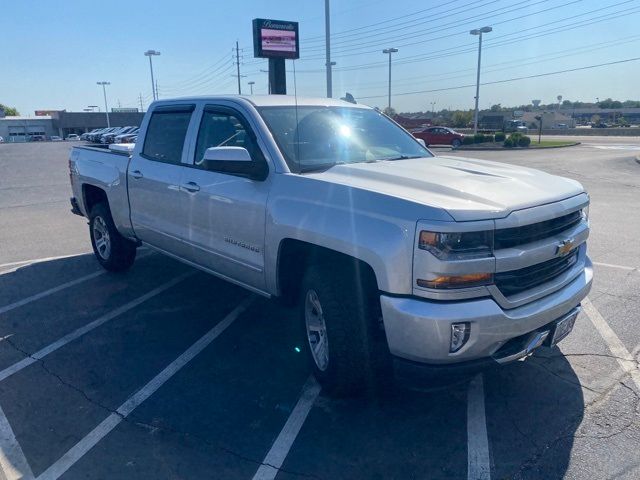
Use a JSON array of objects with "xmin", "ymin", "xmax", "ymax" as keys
[{"xmin": 378, "ymin": 155, "xmax": 422, "ymax": 161}]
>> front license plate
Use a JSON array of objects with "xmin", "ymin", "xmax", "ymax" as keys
[{"xmin": 550, "ymin": 311, "xmax": 578, "ymax": 346}]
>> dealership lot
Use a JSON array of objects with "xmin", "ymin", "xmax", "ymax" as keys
[{"xmin": 0, "ymin": 140, "xmax": 639, "ymax": 479}]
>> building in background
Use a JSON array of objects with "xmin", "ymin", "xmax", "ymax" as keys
[{"xmin": 0, "ymin": 111, "xmax": 145, "ymax": 141}]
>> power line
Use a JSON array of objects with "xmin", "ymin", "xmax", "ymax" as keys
[
  {"xmin": 294, "ymin": 4, "xmax": 640, "ymax": 73},
  {"xmin": 356, "ymin": 57, "xmax": 640, "ymax": 100},
  {"xmin": 161, "ymin": 52, "xmax": 231, "ymax": 89}
]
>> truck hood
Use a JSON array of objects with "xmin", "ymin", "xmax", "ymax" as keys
[{"xmin": 306, "ymin": 155, "xmax": 584, "ymax": 221}]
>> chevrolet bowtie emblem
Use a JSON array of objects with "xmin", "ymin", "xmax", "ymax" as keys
[{"xmin": 556, "ymin": 238, "xmax": 576, "ymax": 257}]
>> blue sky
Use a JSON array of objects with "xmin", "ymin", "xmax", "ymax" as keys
[{"xmin": 2, "ymin": 0, "xmax": 639, "ymax": 115}]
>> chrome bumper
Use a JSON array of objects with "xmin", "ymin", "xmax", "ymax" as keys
[{"xmin": 380, "ymin": 257, "xmax": 592, "ymax": 364}]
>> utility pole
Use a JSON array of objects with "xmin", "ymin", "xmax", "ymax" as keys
[
  {"xmin": 235, "ymin": 41, "xmax": 242, "ymax": 95},
  {"xmin": 248, "ymin": 81, "xmax": 255, "ymax": 94},
  {"xmin": 470, "ymin": 26, "xmax": 492, "ymax": 134},
  {"xmin": 382, "ymin": 48, "xmax": 398, "ymax": 113},
  {"xmin": 96, "ymin": 81, "xmax": 111, "ymax": 127},
  {"xmin": 325, "ymin": 0, "xmax": 332, "ymax": 98},
  {"xmin": 155, "ymin": 79, "xmax": 159, "ymax": 99},
  {"xmin": 139, "ymin": 93, "xmax": 144, "ymax": 112}
]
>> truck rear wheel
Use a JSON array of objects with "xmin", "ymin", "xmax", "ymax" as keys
[
  {"xmin": 299, "ymin": 262, "xmax": 378, "ymax": 396},
  {"xmin": 89, "ymin": 203, "xmax": 137, "ymax": 272}
]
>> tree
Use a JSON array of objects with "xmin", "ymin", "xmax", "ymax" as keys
[
  {"xmin": 451, "ymin": 110, "xmax": 473, "ymax": 128},
  {"xmin": 0, "ymin": 103, "xmax": 19, "ymax": 116},
  {"xmin": 383, "ymin": 107, "xmax": 397, "ymax": 116},
  {"xmin": 490, "ymin": 104, "xmax": 502, "ymax": 112},
  {"xmin": 591, "ymin": 114, "xmax": 600, "ymax": 124}
]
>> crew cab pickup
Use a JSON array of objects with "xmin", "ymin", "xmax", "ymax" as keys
[{"xmin": 69, "ymin": 96, "xmax": 592, "ymax": 394}]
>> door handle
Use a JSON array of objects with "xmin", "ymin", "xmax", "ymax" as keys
[
  {"xmin": 130, "ymin": 170, "xmax": 143, "ymax": 179},
  {"xmin": 181, "ymin": 181, "xmax": 200, "ymax": 193}
]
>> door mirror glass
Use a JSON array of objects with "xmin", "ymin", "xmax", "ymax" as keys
[
  {"xmin": 202, "ymin": 146, "xmax": 252, "ymax": 163},
  {"xmin": 416, "ymin": 138, "xmax": 426, "ymax": 147}
]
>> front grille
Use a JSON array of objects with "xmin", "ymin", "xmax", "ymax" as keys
[
  {"xmin": 494, "ymin": 210, "xmax": 582, "ymax": 249},
  {"xmin": 495, "ymin": 250, "xmax": 579, "ymax": 296}
]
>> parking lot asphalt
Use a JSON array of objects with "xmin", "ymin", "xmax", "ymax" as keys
[{"xmin": 0, "ymin": 138, "xmax": 639, "ymax": 479}]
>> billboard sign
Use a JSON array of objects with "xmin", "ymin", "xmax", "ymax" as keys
[
  {"xmin": 111, "ymin": 108, "xmax": 139, "ymax": 113},
  {"xmin": 253, "ymin": 18, "xmax": 299, "ymax": 59}
]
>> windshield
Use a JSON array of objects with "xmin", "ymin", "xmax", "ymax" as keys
[{"xmin": 258, "ymin": 106, "xmax": 432, "ymax": 172}]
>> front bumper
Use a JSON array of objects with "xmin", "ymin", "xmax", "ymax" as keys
[{"xmin": 380, "ymin": 257, "xmax": 592, "ymax": 365}]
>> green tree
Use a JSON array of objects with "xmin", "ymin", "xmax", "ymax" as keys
[
  {"xmin": 0, "ymin": 103, "xmax": 19, "ymax": 116},
  {"xmin": 490, "ymin": 104, "xmax": 502, "ymax": 112},
  {"xmin": 590, "ymin": 114, "xmax": 600, "ymax": 124},
  {"xmin": 383, "ymin": 107, "xmax": 397, "ymax": 116},
  {"xmin": 451, "ymin": 110, "xmax": 473, "ymax": 128}
]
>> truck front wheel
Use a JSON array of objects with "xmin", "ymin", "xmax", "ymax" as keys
[
  {"xmin": 89, "ymin": 203, "xmax": 137, "ymax": 272},
  {"xmin": 299, "ymin": 262, "xmax": 378, "ymax": 396}
]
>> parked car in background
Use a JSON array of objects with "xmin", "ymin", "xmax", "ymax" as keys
[
  {"xmin": 412, "ymin": 126, "xmax": 465, "ymax": 147},
  {"xmin": 30, "ymin": 135, "xmax": 46, "ymax": 142},
  {"xmin": 50, "ymin": 136, "xmax": 63, "ymax": 142},
  {"xmin": 103, "ymin": 126, "xmax": 137, "ymax": 144},
  {"xmin": 114, "ymin": 128, "xmax": 139, "ymax": 144},
  {"xmin": 66, "ymin": 134, "xmax": 80, "ymax": 141}
]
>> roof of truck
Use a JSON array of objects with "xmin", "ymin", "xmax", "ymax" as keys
[{"xmin": 151, "ymin": 95, "xmax": 370, "ymax": 109}]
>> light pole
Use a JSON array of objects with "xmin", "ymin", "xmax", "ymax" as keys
[
  {"xmin": 382, "ymin": 48, "xmax": 398, "ymax": 114},
  {"xmin": 96, "ymin": 82, "xmax": 110, "ymax": 127},
  {"xmin": 248, "ymin": 81, "xmax": 255, "ymax": 95},
  {"xmin": 325, "ymin": 0, "xmax": 333, "ymax": 98},
  {"xmin": 430, "ymin": 101, "xmax": 436, "ymax": 117},
  {"xmin": 470, "ymin": 26, "xmax": 492, "ymax": 134},
  {"xmin": 144, "ymin": 50, "xmax": 161, "ymax": 101}
]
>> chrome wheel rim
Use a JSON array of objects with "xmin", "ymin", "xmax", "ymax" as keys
[
  {"xmin": 93, "ymin": 216, "xmax": 111, "ymax": 260},
  {"xmin": 304, "ymin": 289, "xmax": 329, "ymax": 372}
]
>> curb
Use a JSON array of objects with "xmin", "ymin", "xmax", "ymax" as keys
[{"xmin": 453, "ymin": 142, "xmax": 581, "ymax": 152}]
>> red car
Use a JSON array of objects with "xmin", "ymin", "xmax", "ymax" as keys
[{"xmin": 413, "ymin": 126, "xmax": 464, "ymax": 147}]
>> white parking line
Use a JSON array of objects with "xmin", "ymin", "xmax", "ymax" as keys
[
  {"xmin": 0, "ymin": 272, "xmax": 194, "ymax": 382},
  {"xmin": 251, "ymin": 376, "xmax": 321, "ymax": 480},
  {"xmin": 593, "ymin": 261, "xmax": 637, "ymax": 271},
  {"xmin": 0, "ymin": 404, "xmax": 34, "ymax": 480},
  {"xmin": 0, "ymin": 271, "xmax": 105, "ymax": 315},
  {"xmin": 0, "ymin": 251, "xmax": 152, "ymax": 315},
  {"xmin": 467, "ymin": 374, "xmax": 491, "ymax": 480},
  {"xmin": 0, "ymin": 253, "xmax": 91, "ymax": 270},
  {"xmin": 582, "ymin": 298, "xmax": 640, "ymax": 390},
  {"xmin": 35, "ymin": 297, "xmax": 253, "ymax": 480}
]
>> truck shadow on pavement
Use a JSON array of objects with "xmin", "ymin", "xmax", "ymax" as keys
[{"xmin": 0, "ymin": 255, "xmax": 586, "ymax": 480}]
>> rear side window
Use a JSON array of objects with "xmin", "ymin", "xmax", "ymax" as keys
[{"xmin": 142, "ymin": 106, "xmax": 194, "ymax": 164}]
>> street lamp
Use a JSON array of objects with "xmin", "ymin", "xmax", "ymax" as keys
[
  {"xmin": 144, "ymin": 50, "xmax": 161, "ymax": 101},
  {"xmin": 248, "ymin": 81, "xmax": 255, "ymax": 95},
  {"xmin": 430, "ymin": 101, "xmax": 436, "ymax": 116},
  {"xmin": 96, "ymin": 82, "xmax": 111, "ymax": 127},
  {"xmin": 470, "ymin": 26, "xmax": 492, "ymax": 134},
  {"xmin": 382, "ymin": 48, "xmax": 398, "ymax": 113}
]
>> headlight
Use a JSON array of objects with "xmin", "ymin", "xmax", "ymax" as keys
[
  {"xmin": 580, "ymin": 206, "xmax": 589, "ymax": 223},
  {"xmin": 418, "ymin": 230, "xmax": 493, "ymax": 260}
]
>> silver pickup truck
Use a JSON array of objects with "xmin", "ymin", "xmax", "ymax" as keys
[{"xmin": 69, "ymin": 95, "xmax": 592, "ymax": 394}]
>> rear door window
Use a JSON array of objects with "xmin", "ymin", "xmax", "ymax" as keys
[{"xmin": 142, "ymin": 105, "xmax": 195, "ymax": 164}]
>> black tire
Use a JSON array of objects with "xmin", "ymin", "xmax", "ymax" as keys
[
  {"xmin": 299, "ymin": 261, "xmax": 379, "ymax": 396},
  {"xmin": 89, "ymin": 202, "xmax": 137, "ymax": 272},
  {"xmin": 452, "ymin": 138, "xmax": 462, "ymax": 148}
]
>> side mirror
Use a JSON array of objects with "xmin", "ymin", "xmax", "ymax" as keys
[
  {"xmin": 416, "ymin": 138, "xmax": 427, "ymax": 147},
  {"xmin": 201, "ymin": 146, "xmax": 267, "ymax": 181},
  {"xmin": 203, "ymin": 146, "xmax": 252, "ymax": 162}
]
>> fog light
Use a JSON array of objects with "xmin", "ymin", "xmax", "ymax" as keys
[{"xmin": 450, "ymin": 322, "xmax": 471, "ymax": 352}]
